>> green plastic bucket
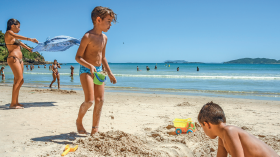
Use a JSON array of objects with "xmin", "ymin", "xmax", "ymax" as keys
[{"xmin": 93, "ymin": 72, "xmax": 106, "ymax": 85}]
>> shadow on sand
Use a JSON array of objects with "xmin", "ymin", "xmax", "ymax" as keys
[
  {"xmin": 0, "ymin": 102, "xmax": 57, "ymax": 110},
  {"xmin": 31, "ymin": 132, "xmax": 87, "ymax": 145}
]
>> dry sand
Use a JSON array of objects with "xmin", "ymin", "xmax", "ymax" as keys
[{"xmin": 0, "ymin": 85, "xmax": 279, "ymax": 157}]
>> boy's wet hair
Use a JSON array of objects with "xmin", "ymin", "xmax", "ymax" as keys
[
  {"xmin": 91, "ymin": 6, "xmax": 117, "ymax": 24},
  {"xmin": 7, "ymin": 18, "xmax": 20, "ymax": 31},
  {"xmin": 198, "ymin": 101, "xmax": 226, "ymax": 125}
]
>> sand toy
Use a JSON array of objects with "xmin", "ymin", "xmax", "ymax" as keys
[
  {"xmin": 93, "ymin": 72, "xmax": 106, "ymax": 85},
  {"xmin": 173, "ymin": 118, "xmax": 196, "ymax": 135},
  {"xmin": 61, "ymin": 144, "xmax": 78, "ymax": 156}
]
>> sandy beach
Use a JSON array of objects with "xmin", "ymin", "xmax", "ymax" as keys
[{"xmin": 0, "ymin": 85, "xmax": 279, "ymax": 157}]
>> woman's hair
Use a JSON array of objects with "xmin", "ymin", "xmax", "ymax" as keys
[
  {"xmin": 6, "ymin": 19, "xmax": 20, "ymax": 31},
  {"xmin": 91, "ymin": 6, "xmax": 117, "ymax": 24}
]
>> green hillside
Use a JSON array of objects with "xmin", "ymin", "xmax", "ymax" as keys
[
  {"xmin": 0, "ymin": 30, "xmax": 45, "ymax": 63},
  {"xmin": 224, "ymin": 58, "xmax": 280, "ymax": 64}
]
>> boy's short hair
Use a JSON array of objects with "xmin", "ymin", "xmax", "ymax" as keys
[
  {"xmin": 91, "ymin": 6, "xmax": 117, "ymax": 24},
  {"xmin": 198, "ymin": 101, "xmax": 226, "ymax": 125}
]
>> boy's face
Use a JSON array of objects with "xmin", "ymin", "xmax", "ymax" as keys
[
  {"xmin": 200, "ymin": 122, "xmax": 217, "ymax": 139},
  {"xmin": 98, "ymin": 15, "xmax": 113, "ymax": 32}
]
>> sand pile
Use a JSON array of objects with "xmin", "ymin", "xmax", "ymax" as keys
[
  {"xmin": 74, "ymin": 130, "xmax": 167, "ymax": 157},
  {"xmin": 71, "ymin": 123, "xmax": 219, "ymax": 157}
]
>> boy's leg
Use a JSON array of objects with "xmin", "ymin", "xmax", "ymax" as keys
[
  {"xmin": 76, "ymin": 73, "xmax": 94, "ymax": 134},
  {"xmin": 91, "ymin": 83, "xmax": 105, "ymax": 135}
]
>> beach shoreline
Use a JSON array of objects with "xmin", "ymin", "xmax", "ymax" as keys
[{"xmin": 0, "ymin": 86, "xmax": 279, "ymax": 156}]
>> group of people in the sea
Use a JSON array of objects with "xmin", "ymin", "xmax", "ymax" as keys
[
  {"xmin": 137, "ymin": 65, "xmax": 200, "ymax": 72},
  {"xmin": 1, "ymin": 6, "xmax": 278, "ymax": 157}
]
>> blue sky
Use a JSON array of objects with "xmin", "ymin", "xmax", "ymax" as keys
[{"xmin": 1, "ymin": 0, "xmax": 279, "ymax": 63}]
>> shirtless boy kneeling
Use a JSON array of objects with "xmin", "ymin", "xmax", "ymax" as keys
[
  {"xmin": 198, "ymin": 102, "xmax": 278, "ymax": 157},
  {"xmin": 75, "ymin": 6, "xmax": 117, "ymax": 135}
]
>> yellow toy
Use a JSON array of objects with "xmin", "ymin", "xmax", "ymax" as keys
[
  {"xmin": 173, "ymin": 118, "xmax": 196, "ymax": 134},
  {"xmin": 61, "ymin": 144, "xmax": 78, "ymax": 156}
]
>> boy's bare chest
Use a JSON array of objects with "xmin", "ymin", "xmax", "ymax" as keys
[{"xmin": 87, "ymin": 36, "xmax": 106, "ymax": 51}]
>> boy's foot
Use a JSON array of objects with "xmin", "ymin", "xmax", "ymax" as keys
[
  {"xmin": 76, "ymin": 120, "xmax": 87, "ymax": 134},
  {"xmin": 9, "ymin": 105, "xmax": 24, "ymax": 109},
  {"xmin": 90, "ymin": 126, "xmax": 98, "ymax": 135}
]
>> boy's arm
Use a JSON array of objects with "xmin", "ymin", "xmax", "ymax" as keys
[
  {"xmin": 75, "ymin": 33, "xmax": 96, "ymax": 78},
  {"xmin": 224, "ymin": 128, "xmax": 244, "ymax": 157},
  {"xmin": 101, "ymin": 37, "xmax": 117, "ymax": 84},
  {"xmin": 217, "ymin": 137, "xmax": 228, "ymax": 157}
]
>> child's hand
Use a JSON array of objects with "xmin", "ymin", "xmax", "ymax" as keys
[
  {"xmin": 90, "ymin": 65, "xmax": 97, "ymax": 79},
  {"xmin": 108, "ymin": 73, "xmax": 117, "ymax": 84}
]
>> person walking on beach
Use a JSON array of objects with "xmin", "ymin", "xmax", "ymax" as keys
[
  {"xmin": 197, "ymin": 66, "xmax": 199, "ymax": 71},
  {"xmin": 137, "ymin": 66, "xmax": 139, "ymax": 71},
  {"xmin": 4, "ymin": 18, "xmax": 38, "ymax": 109},
  {"xmin": 70, "ymin": 65, "xmax": 74, "ymax": 77},
  {"xmin": 75, "ymin": 6, "xmax": 117, "ymax": 135},
  {"xmin": 177, "ymin": 67, "xmax": 179, "ymax": 71},
  {"xmin": 49, "ymin": 59, "xmax": 61, "ymax": 89},
  {"xmin": 0, "ymin": 67, "xmax": 5, "ymax": 80}
]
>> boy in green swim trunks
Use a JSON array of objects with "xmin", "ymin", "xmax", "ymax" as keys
[{"xmin": 75, "ymin": 6, "xmax": 117, "ymax": 135}]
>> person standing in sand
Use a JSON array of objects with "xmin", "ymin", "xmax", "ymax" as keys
[
  {"xmin": 70, "ymin": 65, "xmax": 74, "ymax": 77},
  {"xmin": 4, "ymin": 18, "xmax": 38, "ymax": 109},
  {"xmin": 49, "ymin": 59, "xmax": 61, "ymax": 89},
  {"xmin": 75, "ymin": 6, "xmax": 117, "ymax": 135},
  {"xmin": 0, "ymin": 67, "xmax": 5, "ymax": 80}
]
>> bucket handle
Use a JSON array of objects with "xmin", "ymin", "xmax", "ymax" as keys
[{"xmin": 94, "ymin": 73, "xmax": 106, "ymax": 82}]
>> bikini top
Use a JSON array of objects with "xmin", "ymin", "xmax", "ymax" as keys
[
  {"xmin": 53, "ymin": 64, "xmax": 58, "ymax": 69},
  {"xmin": 3, "ymin": 39, "xmax": 21, "ymax": 53}
]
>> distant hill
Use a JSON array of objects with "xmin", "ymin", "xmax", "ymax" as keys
[
  {"xmin": 224, "ymin": 58, "xmax": 280, "ymax": 64},
  {"xmin": 165, "ymin": 60, "xmax": 188, "ymax": 63},
  {"xmin": 164, "ymin": 60, "xmax": 204, "ymax": 64}
]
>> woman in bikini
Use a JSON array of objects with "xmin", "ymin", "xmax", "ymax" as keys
[
  {"xmin": 4, "ymin": 18, "xmax": 38, "ymax": 109},
  {"xmin": 49, "ymin": 59, "xmax": 61, "ymax": 89}
]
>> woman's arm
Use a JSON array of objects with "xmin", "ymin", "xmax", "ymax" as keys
[
  {"xmin": 6, "ymin": 30, "xmax": 38, "ymax": 43},
  {"xmin": 19, "ymin": 42, "xmax": 32, "ymax": 52}
]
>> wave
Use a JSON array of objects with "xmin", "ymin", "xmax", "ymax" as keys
[
  {"xmin": 106, "ymin": 86, "xmax": 280, "ymax": 97},
  {"xmin": 24, "ymin": 72, "xmax": 78, "ymax": 75},
  {"xmin": 114, "ymin": 74, "xmax": 280, "ymax": 80}
]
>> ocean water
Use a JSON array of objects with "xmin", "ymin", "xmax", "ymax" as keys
[{"xmin": 1, "ymin": 63, "xmax": 280, "ymax": 100}]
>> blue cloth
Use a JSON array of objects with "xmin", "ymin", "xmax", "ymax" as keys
[
  {"xmin": 32, "ymin": 36, "xmax": 81, "ymax": 52},
  {"xmin": 79, "ymin": 65, "xmax": 102, "ymax": 76}
]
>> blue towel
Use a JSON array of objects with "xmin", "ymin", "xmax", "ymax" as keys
[{"xmin": 32, "ymin": 36, "xmax": 81, "ymax": 52}]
